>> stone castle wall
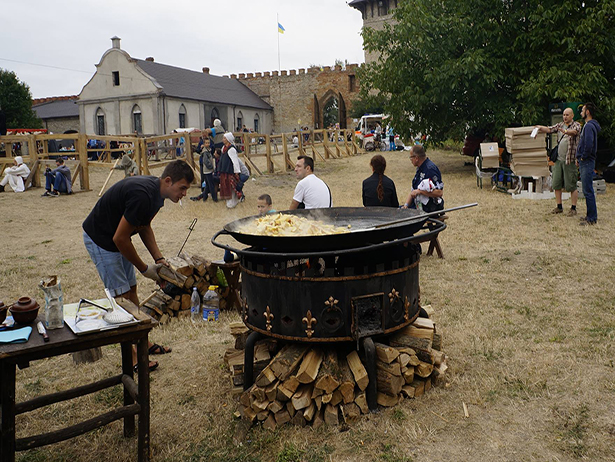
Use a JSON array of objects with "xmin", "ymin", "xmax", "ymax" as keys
[{"xmin": 229, "ymin": 64, "xmax": 361, "ymax": 134}]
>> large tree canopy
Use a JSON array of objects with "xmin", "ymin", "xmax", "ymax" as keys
[
  {"xmin": 360, "ymin": 0, "xmax": 615, "ymax": 145},
  {"xmin": 0, "ymin": 68, "xmax": 41, "ymax": 129}
]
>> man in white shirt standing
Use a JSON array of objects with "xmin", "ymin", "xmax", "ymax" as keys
[{"xmin": 290, "ymin": 155, "xmax": 331, "ymax": 209}]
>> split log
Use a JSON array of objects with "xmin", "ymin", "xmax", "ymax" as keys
[
  {"xmin": 402, "ymin": 367, "xmax": 415, "ymax": 384},
  {"xmin": 312, "ymin": 409, "xmax": 325, "ymax": 429},
  {"xmin": 389, "ymin": 333, "xmax": 434, "ymax": 364},
  {"xmin": 355, "ymin": 392, "xmax": 369, "ymax": 414},
  {"xmin": 251, "ymin": 398, "xmax": 269, "ymax": 413},
  {"xmin": 257, "ymin": 410, "xmax": 269, "ymax": 421},
  {"xmin": 268, "ymin": 400, "xmax": 284, "ymax": 414},
  {"xmin": 303, "ymin": 401, "xmax": 317, "ymax": 421},
  {"xmin": 263, "ymin": 413, "xmax": 276, "ymax": 430},
  {"xmin": 296, "ymin": 348, "xmax": 324, "ymax": 384},
  {"xmin": 190, "ymin": 255, "xmax": 210, "ymax": 277},
  {"xmin": 314, "ymin": 395, "xmax": 323, "ymax": 411},
  {"xmin": 377, "ymin": 392, "xmax": 399, "ymax": 407},
  {"xmin": 432, "ymin": 332, "xmax": 442, "ymax": 351},
  {"xmin": 324, "ymin": 404, "xmax": 339, "ymax": 426},
  {"xmin": 394, "ymin": 346, "xmax": 421, "ymax": 366},
  {"xmin": 376, "ymin": 369, "xmax": 404, "ymax": 396},
  {"xmin": 275, "ymin": 409, "xmax": 291, "ymax": 425},
  {"xmin": 180, "ymin": 294, "xmax": 191, "ymax": 311},
  {"xmin": 342, "ymin": 402, "xmax": 361, "ymax": 423},
  {"xmin": 377, "ymin": 359, "xmax": 401, "ymax": 377},
  {"xmin": 412, "ymin": 317, "xmax": 435, "ymax": 330},
  {"xmin": 276, "ymin": 383, "xmax": 295, "ymax": 402},
  {"xmin": 291, "ymin": 412, "xmax": 307, "ymax": 427},
  {"xmin": 398, "ymin": 353, "xmax": 411, "ymax": 368},
  {"xmin": 242, "ymin": 406, "xmax": 257, "ymax": 423},
  {"xmin": 415, "ymin": 361, "xmax": 434, "ymax": 378},
  {"xmin": 291, "ymin": 384, "xmax": 314, "ymax": 410},
  {"xmin": 346, "ymin": 350, "xmax": 369, "ymax": 391},
  {"xmin": 282, "ymin": 376, "xmax": 300, "ymax": 393},
  {"xmin": 265, "ymin": 383, "xmax": 278, "ymax": 401},
  {"xmin": 158, "ymin": 266, "xmax": 187, "ymax": 287},
  {"xmin": 421, "ymin": 304, "xmax": 435, "ymax": 318},
  {"xmin": 374, "ymin": 342, "xmax": 399, "ymax": 363},
  {"xmin": 432, "ymin": 349, "xmax": 445, "ymax": 366},
  {"xmin": 330, "ymin": 389, "xmax": 343, "ymax": 407},
  {"xmin": 286, "ymin": 400, "xmax": 295, "ymax": 417},
  {"xmin": 255, "ymin": 366, "xmax": 276, "ymax": 387},
  {"xmin": 411, "ymin": 379, "xmax": 425, "ymax": 397},
  {"xmin": 166, "ymin": 256, "xmax": 194, "ymax": 276},
  {"xmin": 424, "ymin": 377, "xmax": 432, "ymax": 393},
  {"xmin": 401, "ymin": 385, "xmax": 415, "ymax": 399},
  {"xmin": 402, "ymin": 325, "xmax": 434, "ymax": 341},
  {"xmin": 337, "ymin": 353, "xmax": 356, "ymax": 404},
  {"xmin": 269, "ymin": 344, "xmax": 310, "ymax": 381},
  {"xmin": 314, "ymin": 350, "xmax": 340, "ymax": 394}
]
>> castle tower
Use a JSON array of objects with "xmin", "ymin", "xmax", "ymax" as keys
[{"xmin": 348, "ymin": 0, "xmax": 398, "ymax": 64}]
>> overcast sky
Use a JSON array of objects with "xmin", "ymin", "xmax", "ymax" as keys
[{"xmin": 2, "ymin": 0, "xmax": 365, "ymax": 99}]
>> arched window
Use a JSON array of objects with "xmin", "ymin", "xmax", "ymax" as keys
[
  {"xmin": 211, "ymin": 107, "xmax": 220, "ymax": 126},
  {"xmin": 254, "ymin": 113, "xmax": 260, "ymax": 133},
  {"xmin": 378, "ymin": 0, "xmax": 389, "ymax": 16},
  {"xmin": 96, "ymin": 107, "xmax": 106, "ymax": 135},
  {"xmin": 236, "ymin": 111, "xmax": 244, "ymax": 131},
  {"xmin": 132, "ymin": 104, "xmax": 142, "ymax": 134},
  {"xmin": 179, "ymin": 104, "xmax": 187, "ymax": 129}
]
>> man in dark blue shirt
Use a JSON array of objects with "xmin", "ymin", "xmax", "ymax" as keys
[
  {"xmin": 403, "ymin": 144, "xmax": 444, "ymax": 213},
  {"xmin": 576, "ymin": 103, "xmax": 601, "ymax": 225}
]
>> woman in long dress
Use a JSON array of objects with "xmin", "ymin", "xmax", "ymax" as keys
[{"xmin": 219, "ymin": 133, "xmax": 241, "ymax": 208}]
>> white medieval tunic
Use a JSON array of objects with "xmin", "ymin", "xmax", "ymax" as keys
[{"xmin": 0, "ymin": 163, "xmax": 30, "ymax": 192}]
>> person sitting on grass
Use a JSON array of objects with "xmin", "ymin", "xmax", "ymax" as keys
[
  {"xmin": 257, "ymin": 194, "xmax": 276, "ymax": 215},
  {"xmin": 0, "ymin": 156, "xmax": 30, "ymax": 193},
  {"xmin": 42, "ymin": 158, "xmax": 72, "ymax": 197},
  {"xmin": 113, "ymin": 154, "xmax": 139, "ymax": 178}
]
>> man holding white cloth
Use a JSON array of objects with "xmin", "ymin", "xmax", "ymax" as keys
[{"xmin": 402, "ymin": 145, "xmax": 444, "ymax": 213}]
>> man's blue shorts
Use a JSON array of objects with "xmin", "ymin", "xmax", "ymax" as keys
[{"xmin": 83, "ymin": 231, "xmax": 136, "ymax": 297}]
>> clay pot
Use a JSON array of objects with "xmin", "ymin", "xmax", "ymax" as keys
[
  {"xmin": 12, "ymin": 297, "xmax": 39, "ymax": 312},
  {"xmin": 10, "ymin": 297, "xmax": 40, "ymax": 324}
]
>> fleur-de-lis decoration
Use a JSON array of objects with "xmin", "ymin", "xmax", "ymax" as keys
[
  {"xmin": 325, "ymin": 296, "xmax": 339, "ymax": 308},
  {"xmin": 302, "ymin": 310, "xmax": 317, "ymax": 338},
  {"xmin": 264, "ymin": 306, "xmax": 274, "ymax": 331},
  {"xmin": 389, "ymin": 288, "xmax": 400, "ymax": 305},
  {"xmin": 243, "ymin": 299, "xmax": 249, "ymax": 322},
  {"xmin": 403, "ymin": 296, "xmax": 410, "ymax": 321}
]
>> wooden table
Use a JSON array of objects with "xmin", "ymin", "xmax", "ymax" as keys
[{"xmin": 0, "ymin": 309, "xmax": 155, "ymax": 462}]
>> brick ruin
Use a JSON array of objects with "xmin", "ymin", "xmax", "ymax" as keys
[{"xmin": 227, "ymin": 64, "xmax": 361, "ymax": 134}]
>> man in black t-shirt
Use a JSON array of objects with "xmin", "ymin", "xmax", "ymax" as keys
[{"xmin": 83, "ymin": 160, "xmax": 194, "ymax": 370}]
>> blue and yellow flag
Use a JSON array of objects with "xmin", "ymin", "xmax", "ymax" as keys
[{"xmin": 278, "ymin": 23, "xmax": 285, "ymax": 34}]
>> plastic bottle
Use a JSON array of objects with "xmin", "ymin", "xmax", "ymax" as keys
[
  {"xmin": 190, "ymin": 287, "xmax": 201, "ymax": 323},
  {"xmin": 202, "ymin": 285, "xmax": 220, "ymax": 322}
]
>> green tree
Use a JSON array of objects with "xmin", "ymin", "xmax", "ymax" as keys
[
  {"xmin": 360, "ymin": 0, "xmax": 615, "ymax": 146},
  {"xmin": 0, "ymin": 68, "xmax": 42, "ymax": 129},
  {"xmin": 349, "ymin": 92, "xmax": 389, "ymax": 118}
]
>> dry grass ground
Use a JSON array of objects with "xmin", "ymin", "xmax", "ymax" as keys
[{"xmin": 1, "ymin": 149, "xmax": 614, "ymax": 462}]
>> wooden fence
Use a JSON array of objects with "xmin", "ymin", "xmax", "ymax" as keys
[{"xmin": 0, "ymin": 128, "xmax": 359, "ymax": 191}]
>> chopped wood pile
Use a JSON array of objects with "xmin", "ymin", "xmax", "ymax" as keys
[
  {"xmin": 227, "ymin": 305, "xmax": 448, "ymax": 429},
  {"xmin": 139, "ymin": 254, "xmax": 229, "ymax": 322}
]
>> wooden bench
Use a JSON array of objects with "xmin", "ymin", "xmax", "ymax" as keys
[{"xmin": 413, "ymin": 215, "xmax": 448, "ymax": 259}]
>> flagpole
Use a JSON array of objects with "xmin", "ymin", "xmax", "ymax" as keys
[{"xmin": 277, "ymin": 13, "xmax": 281, "ymax": 72}]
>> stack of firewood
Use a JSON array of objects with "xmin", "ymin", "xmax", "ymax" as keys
[
  {"xmin": 230, "ymin": 305, "xmax": 448, "ymax": 429},
  {"xmin": 139, "ymin": 254, "xmax": 221, "ymax": 322}
]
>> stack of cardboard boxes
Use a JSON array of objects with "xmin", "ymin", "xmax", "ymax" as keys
[{"xmin": 505, "ymin": 126, "xmax": 549, "ymax": 177}]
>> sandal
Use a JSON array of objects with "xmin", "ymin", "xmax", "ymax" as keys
[
  {"xmin": 149, "ymin": 343, "xmax": 172, "ymax": 355},
  {"xmin": 134, "ymin": 360, "xmax": 159, "ymax": 373}
]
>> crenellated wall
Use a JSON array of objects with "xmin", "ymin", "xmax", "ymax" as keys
[{"xmin": 225, "ymin": 64, "xmax": 361, "ymax": 133}]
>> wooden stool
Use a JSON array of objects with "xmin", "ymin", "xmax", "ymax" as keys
[{"xmin": 211, "ymin": 260, "xmax": 242, "ymax": 312}]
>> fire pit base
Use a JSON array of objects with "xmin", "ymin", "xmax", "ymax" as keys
[{"xmin": 226, "ymin": 304, "xmax": 448, "ymax": 429}]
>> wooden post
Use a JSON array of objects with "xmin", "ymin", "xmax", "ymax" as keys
[
  {"xmin": 265, "ymin": 134, "xmax": 273, "ymax": 173},
  {"xmin": 99, "ymin": 158, "xmax": 120, "ymax": 196},
  {"xmin": 77, "ymin": 134, "xmax": 90, "ymax": 191},
  {"xmin": 335, "ymin": 131, "xmax": 342, "ymax": 158},
  {"xmin": 298, "ymin": 130, "xmax": 305, "ymax": 156},
  {"xmin": 282, "ymin": 134, "xmax": 293, "ymax": 170},
  {"xmin": 343, "ymin": 130, "xmax": 351, "ymax": 156},
  {"xmin": 141, "ymin": 139, "xmax": 150, "ymax": 175},
  {"xmin": 28, "ymin": 135, "xmax": 41, "ymax": 187},
  {"xmin": 323, "ymin": 130, "xmax": 330, "ymax": 159}
]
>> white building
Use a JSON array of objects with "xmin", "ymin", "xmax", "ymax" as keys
[{"xmin": 78, "ymin": 37, "xmax": 272, "ymax": 136}]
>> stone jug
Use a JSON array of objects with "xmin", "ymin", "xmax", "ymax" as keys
[{"xmin": 39, "ymin": 275, "xmax": 64, "ymax": 329}]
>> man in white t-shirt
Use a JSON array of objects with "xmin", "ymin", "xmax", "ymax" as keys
[{"xmin": 290, "ymin": 155, "xmax": 331, "ymax": 209}]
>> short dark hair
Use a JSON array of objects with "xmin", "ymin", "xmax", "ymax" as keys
[
  {"xmin": 297, "ymin": 155, "xmax": 314, "ymax": 172},
  {"xmin": 584, "ymin": 102, "xmax": 597, "ymax": 117},
  {"xmin": 411, "ymin": 144, "xmax": 426, "ymax": 158},
  {"xmin": 56, "ymin": 158, "xmax": 64, "ymax": 164},
  {"xmin": 258, "ymin": 193, "xmax": 272, "ymax": 205},
  {"xmin": 161, "ymin": 160, "xmax": 194, "ymax": 183}
]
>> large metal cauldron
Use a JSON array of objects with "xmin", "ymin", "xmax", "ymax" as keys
[{"xmin": 212, "ymin": 213, "xmax": 447, "ymax": 342}]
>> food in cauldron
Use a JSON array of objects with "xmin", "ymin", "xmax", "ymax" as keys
[{"xmin": 238, "ymin": 212, "xmax": 351, "ymax": 237}]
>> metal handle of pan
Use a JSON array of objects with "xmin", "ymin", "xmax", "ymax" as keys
[
  {"xmin": 211, "ymin": 219, "xmax": 447, "ymax": 258},
  {"xmin": 370, "ymin": 202, "xmax": 478, "ymax": 230}
]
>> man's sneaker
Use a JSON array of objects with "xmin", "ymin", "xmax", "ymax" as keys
[
  {"xmin": 580, "ymin": 219, "xmax": 596, "ymax": 226},
  {"xmin": 190, "ymin": 195, "xmax": 203, "ymax": 202},
  {"xmin": 239, "ymin": 195, "xmax": 245, "ymax": 203},
  {"xmin": 551, "ymin": 207, "xmax": 563, "ymax": 214},
  {"xmin": 566, "ymin": 208, "xmax": 577, "ymax": 217},
  {"xmin": 580, "ymin": 216, "xmax": 588, "ymax": 222},
  {"xmin": 41, "ymin": 190, "xmax": 51, "ymax": 197},
  {"xmin": 48, "ymin": 190, "xmax": 59, "ymax": 197}
]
